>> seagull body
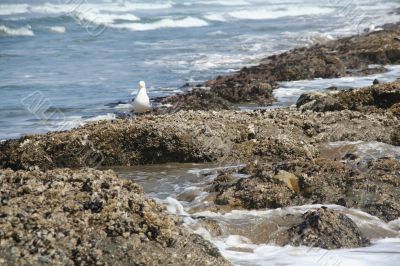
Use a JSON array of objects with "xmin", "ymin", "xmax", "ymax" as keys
[{"xmin": 132, "ymin": 81, "xmax": 151, "ymax": 113}]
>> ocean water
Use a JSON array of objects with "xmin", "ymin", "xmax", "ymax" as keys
[{"xmin": 0, "ymin": 0, "xmax": 400, "ymax": 139}]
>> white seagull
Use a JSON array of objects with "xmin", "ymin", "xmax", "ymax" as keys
[{"xmin": 132, "ymin": 81, "xmax": 151, "ymax": 113}]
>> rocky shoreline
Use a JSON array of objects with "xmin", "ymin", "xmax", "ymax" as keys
[
  {"xmin": 1, "ymin": 80, "xmax": 399, "ymax": 170},
  {"xmin": 1, "ymin": 24, "xmax": 400, "ymax": 264},
  {"xmin": 157, "ymin": 22, "xmax": 400, "ymax": 111}
]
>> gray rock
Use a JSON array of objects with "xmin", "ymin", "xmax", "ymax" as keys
[
  {"xmin": 296, "ymin": 92, "xmax": 344, "ymax": 112},
  {"xmin": 276, "ymin": 208, "xmax": 370, "ymax": 249}
]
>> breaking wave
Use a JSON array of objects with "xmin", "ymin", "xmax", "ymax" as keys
[{"xmin": 0, "ymin": 24, "xmax": 34, "ymax": 36}]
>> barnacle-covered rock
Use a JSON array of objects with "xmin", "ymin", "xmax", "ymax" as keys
[{"xmin": 0, "ymin": 168, "xmax": 230, "ymax": 265}]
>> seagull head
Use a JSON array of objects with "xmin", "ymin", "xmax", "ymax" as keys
[{"xmin": 139, "ymin": 81, "xmax": 146, "ymax": 89}]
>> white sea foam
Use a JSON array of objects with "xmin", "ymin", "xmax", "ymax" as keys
[
  {"xmin": 389, "ymin": 219, "xmax": 400, "ymax": 231},
  {"xmin": 193, "ymin": 204, "xmax": 342, "ymax": 219},
  {"xmin": 0, "ymin": 3, "xmax": 145, "ymax": 34},
  {"xmin": 200, "ymin": 6, "xmax": 335, "ymax": 23},
  {"xmin": 274, "ymin": 65, "xmax": 400, "ymax": 106},
  {"xmin": 47, "ymin": 26, "xmax": 66, "ymax": 33},
  {"xmin": 52, "ymin": 113, "xmax": 117, "ymax": 132},
  {"xmin": 190, "ymin": 54, "xmax": 245, "ymax": 70},
  {"xmin": 166, "ymin": 197, "xmax": 187, "ymax": 216},
  {"xmin": 192, "ymin": 204, "xmax": 399, "ymax": 234},
  {"xmin": 97, "ymin": 13, "xmax": 140, "ymax": 23},
  {"xmin": 115, "ymin": 103, "xmax": 133, "ymax": 109},
  {"xmin": 165, "ymin": 197, "xmax": 196, "ymax": 224},
  {"xmin": 203, "ymin": 13, "xmax": 227, "ymax": 22},
  {"xmin": 52, "ymin": 115, "xmax": 85, "ymax": 131},
  {"xmin": 146, "ymin": 52, "xmax": 262, "ymax": 72},
  {"xmin": 28, "ymin": 3, "xmax": 74, "ymax": 14},
  {"xmin": 207, "ymin": 30, "xmax": 227, "ymax": 36},
  {"xmin": 0, "ymin": 2, "xmax": 174, "ymax": 30},
  {"xmin": 73, "ymin": 10, "xmax": 140, "ymax": 26},
  {"xmin": 85, "ymin": 113, "xmax": 117, "ymax": 122},
  {"xmin": 187, "ymin": 164, "xmax": 246, "ymax": 176},
  {"xmin": 328, "ymin": 141, "xmax": 365, "ymax": 148},
  {"xmin": 195, "ymin": 0, "xmax": 250, "ymax": 6},
  {"xmin": 0, "ymin": 24, "xmax": 34, "ymax": 36},
  {"xmin": 0, "ymin": 4, "xmax": 29, "ymax": 16},
  {"xmin": 214, "ymin": 237, "xmax": 400, "ymax": 266},
  {"xmin": 356, "ymin": 142, "xmax": 400, "ymax": 160},
  {"xmin": 191, "ymin": 204, "xmax": 400, "ymax": 265},
  {"xmin": 0, "ymin": 2, "xmax": 173, "ymax": 16},
  {"xmin": 328, "ymin": 141, "xmax": 400, "ymax": 160},
  {"xmin": 327, "ymin": 0, "xmax": 400, "ymax": 36},
  {"xmin": 228, "ymin": 6, "xmax": 334, "ymax": 20},
  {"xmin": 284, "ymin": 31, "xmax": 335, "ymax": 46},
  {"xmin": 110, "ymin": 17, "xmax": 208, "ymax": 31}
]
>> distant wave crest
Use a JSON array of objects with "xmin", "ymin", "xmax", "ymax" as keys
[
  {"xmin": 228, "ymin": 6, "xmax": 334, "ymax": 20},
  {"xmin": 110, "ymin": 17, "xmax": 209, "ymax": 31},
  {"xmin": 0, "ymin": 2, "xmax": 173, "ymax": 16},
  {"xmin": 73, "ymin": 11, "xmax": 140, "ymax": 26},
  {"xmin": 47, "ymin": 26, "xmax": 66, "ymax": 33},
  {"xmin": 0, "ymin": 24, "xmax": 34, "ymax": 36}
]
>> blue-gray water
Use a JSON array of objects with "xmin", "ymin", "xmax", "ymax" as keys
[{"xmin": 1, "ymin": 0, "xmax": 400, "ymax": 139}]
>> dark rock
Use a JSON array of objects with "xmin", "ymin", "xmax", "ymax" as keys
[
  {"xmin": 208, "ymin": 174, "xmax": 237, "ymax": 193},
  {"xmin": 155, "ymin": 88, "xmax": 236, "ymax": 111},
  {"xmin": 156, "ymin": 82, "xmax": 275, "ymax": 111},
  {"xmin": 215, "ymin": 175, "xmax": 300, "ymax": 209},
  {"xmin": 343, "ymin": 153, "xmax": 358, "ymax": 160},
  {"xmin": 83, "ymin": 199, "xmax": 103, "ymax": 213},
  {"xmin": 337, "ymin": 198, "xmax": 347, "ymax": 207},
  {"xmin": 373, "ymin": 79, "xmax": 380, "ymax": 85},
  {"xmin": 391, "ymin": 127, "xmax": 400, "ymax": 145},
  {"xmin": 326, "ymin": 86, "xmax": 338, "ymax": 91},
  {"xmin": 277, "ymin": 208, "xmax": 370, "ymax": 249},
  {"xmin": 296, "ymin": 92, "xmax": 344, "ymax": 112}
]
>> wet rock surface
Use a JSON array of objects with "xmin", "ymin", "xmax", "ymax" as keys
[
  {"xmin": 210, "ymin": 158, "xmax": 400, "ymax": 222},
  {"xmin": 297, "ymin": 81, "xmax": 400, "ymax": 113},
  {"xmin": 158, "ymin": 25, "xmax": 400, "ymax": 110},
  {"xmin": 157, "ymin": 82, "xmax": 274, "ymax": 111},
  {"xmin": 0, "ymin": 168, "xmax": 230, "ymax": 265},
  {"xmin": 276, "ymin": 208, "xmax": 370, "ymax": 249},
  {"xmin": 1, "ymin": 104, "xmax": 398, "ymax": 171}
]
